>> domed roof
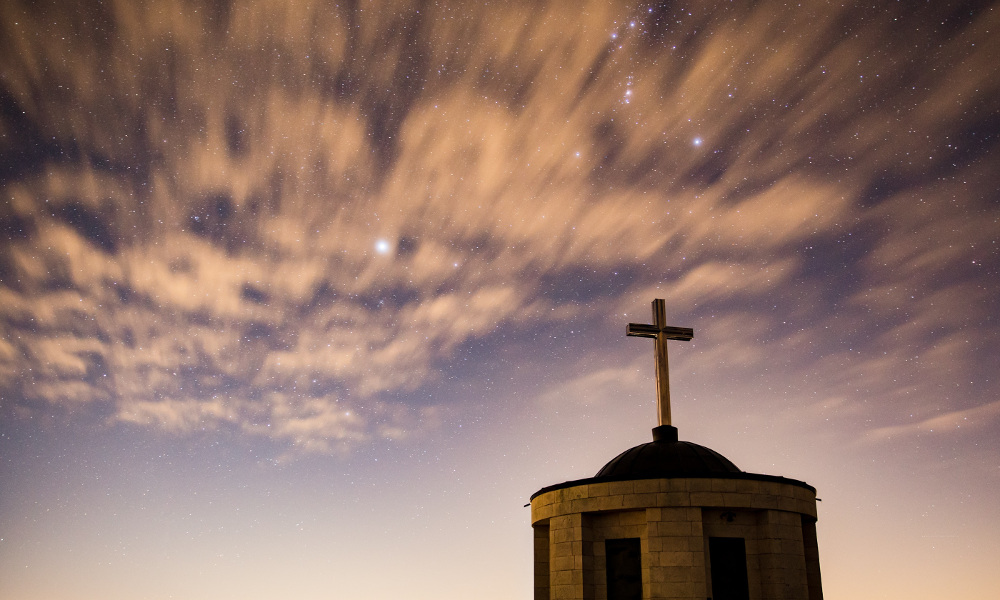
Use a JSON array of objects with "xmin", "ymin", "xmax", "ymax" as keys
[
  {"xmin": 529, "ymin": 425, "xmax": 816, "ymax": 501},
  {"xmin": 594, "ymin": 426, "xmax": 741, "ymax": 479}
]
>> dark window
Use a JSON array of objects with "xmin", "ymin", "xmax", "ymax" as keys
[
  {"xmin": 709, "ymin": 537, "xmax": 750, "ymax": 600},
  {"xmin": 606, "ymin": 538, "xmax": 643, "ymax": 600}
]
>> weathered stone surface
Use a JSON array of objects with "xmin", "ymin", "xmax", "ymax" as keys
[{"xmin": 532, "ymin": 476, "xmax": 820, "ymax": 600}]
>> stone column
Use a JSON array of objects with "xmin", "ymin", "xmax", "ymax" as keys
[
  {"xmin": 756, "ymin": 510, "xmax": 809, "ymax": 599},
  {"xmin": 801, "ymin": 516, "xmax": 823, "ymax": 600},
  {"xmin": 549, "ymin": 513, "xmax": 594, "ymax": 600},
  {"xmin": 535, "ymin": 523, "xmax": 551, "ymax": 600},
  {"xmin": 645, "ymin": 506, "xmax": 707, "ymax": 600}
]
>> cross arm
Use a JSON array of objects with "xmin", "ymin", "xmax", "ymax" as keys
[
  {"xmin": 661, "ymin": 326, "xmax": 693, "ymax": 340},
  {"xmin": 626, "ymin": 324, "xmax": 694, "ymax": 340},
  {"xmin": 626, "ymin": 323, "xmax": 659, "ymax": 338}
]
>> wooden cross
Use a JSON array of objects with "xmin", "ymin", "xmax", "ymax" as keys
[{"xmin": 626, "ymin": 299, "xmax": 693, "ymax": 427}]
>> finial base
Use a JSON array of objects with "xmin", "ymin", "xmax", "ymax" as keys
[{"xmin": 652, "ymin": 425, "xmax": 678, "ymax": 443}]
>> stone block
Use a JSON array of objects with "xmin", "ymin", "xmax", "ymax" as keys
[
  {"xmin": 735, "ymin": 479, "xmax": 762, "ymax": 494},
  {"xmin": 661, "ymin": 565, "xmax": 700, "ymax": 582},
  {"xmin": 778, "ymin": 496, "xmax": 798, "ymax": 512},
  {"xmin": 552, "ymin": 570, "xmax": 575, "ymax": 586},
  {"xmin": 710, "ymin": 478, "xmax": 738, "ymax": 492},
  {"xmin": 772, "ymin": 484, "xmax": 793, "ymax": 498},
  {"xmin": 756, "ymin": 538, "xmax": 781, "ymax": 555},
  {"xmin": 657, "ymin": 537, "xmax": 698, "ymax": 553},
  {"xmin": 688, "ymin": 479, "xmax": 713, "ymax": 492},
  {"xmin": 664, "ymin": 506, "xmax": 701, "ymax": 522},
  {"xmin": 552, "ymin": 528, "xmax": 577, "ymax": 545},
  {"xmin": 655, "ymin": 507, "xmax": 684, "ymax": 522},
  {"xmin": 619, "ymin": 509, "xmax": 646, "ymax": 525},
  {"xmin": 651, "ymin": 579, "xmax": 705, "ymax": 598},
  {"xmin": 570, "ymin": 498, "xmax": 598, "ymax": 513},
  {"xmin": 689, "ymin": 491, "xmax": 725, "ymax": 506},
  {"xmin": 552, "ymin": 538, "xmax": 577, "ymax": 553},
  {"xmin": 656, "ymin": 491, "xmax": 691, "ymax": 506},
  {"xmin": 533, "ymin": 505, "xmax": 553, "ymax": 522},
  {"xmin": 621, "ymin": 524, "xmax": 641, "ymax": 538},
  {"xmin": 551, "ymin": 555, "xmax": 576, "ymax": 572},
  {"xmin": 760, "ymin": 509, "xmax": 795, "ymax": 526},
  {"xmin": 792, "ymin": 498, "xmax": 812, "ymax": 514},
  {"xmin": 759, "ymin": 566, "xmax": 806, "ymax": 584},
  {"xmin": 538, "ymin": 491, "xmax": 557, "ymax": 506},
  {"xmin": 604, "ymin": 495, "xmax": 627, "ymax": 510},
  {"xmin": 789, "ymin": 487, "xmax": 809, "ymax": 502},
  {"xmin": 751, "ymin": 494, "xmax": 780, "ymax": 509},
  {"xmin": 609, "ymin": 481, "xmax": 634, "ymax": 495},
  {"xmin": 663, "ymin": 478, "xmax": 690, "ymax": 491},
  {"xmin": 721, "ymin": 492, "xmax": 753, "ymax": 508},
  {"xmin": 651, "ymin": 520, "xmax": 693, "ymax": 537},
  {"xmin": 782, "ymin": 525, "xmax": 805, "ymax": 541},
  {"xmin": 781, "ymin": 538, "xmax": 806, "ymax": 555},
  {"xmin": 555, "ymin": 501, "xmax": 579, "ymax": 517},
  {"xmin": 658, "ymin": 550, "xmax": 698, "ymax": 567},
  {"xmin": 595, "ymin": 511, "xmax": 621, "ymax": 527},
  {"xmin": 551, "ymin": 514, "xmax": 575, "ymax": 529},
  {"xmin": 634, "ymin": 479, "xmax": 660, "ymax": 494},
  {"xmin": 589, "ymin": 482, "xmax": 611, "ymax": 498},
  {"xmin": 632, "ymin": 492, "xmax": 658, "ymax": 507},
  {"xmin": 594, "ymin": 555, "xmax": 606, "ymax": 572},
  {"xmin": 647, "ymin": 581, "xmax": 671, "ymax": 597},
  {"xmin": 757, "ymin": 482, "xmax": 780, "ymax": 496}
]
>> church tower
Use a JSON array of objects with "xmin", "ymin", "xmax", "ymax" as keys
[{"xmin": 529, "ymin": 300, "xmax": 823, "ymax": 600}]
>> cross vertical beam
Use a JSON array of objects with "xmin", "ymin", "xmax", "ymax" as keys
[{"xmin": 626, "ymin": 299, "xmax": 693, "ymax": 427}]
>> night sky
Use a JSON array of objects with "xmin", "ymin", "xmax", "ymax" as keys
[{"xmin": 1, "ymin": 1, "xmax": 999, "ymax": 598}]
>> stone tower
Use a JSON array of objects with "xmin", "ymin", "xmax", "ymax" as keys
[{"xmin": 529, "ymin": 300, "xmax": 823, "ymax": 600}]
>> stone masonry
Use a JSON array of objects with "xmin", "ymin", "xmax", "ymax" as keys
[{"xmin": 531, "ymin": 475, "xmax": 821, "ymax": 600}]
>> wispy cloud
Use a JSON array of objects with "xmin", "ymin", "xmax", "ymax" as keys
[
  {"xmin": 1, "ymin": 0, "xmax": 996, "ymax": 456},
  {"xmin": 865, "ymin": 398, "xmax": 1000, "ymax": 442}
]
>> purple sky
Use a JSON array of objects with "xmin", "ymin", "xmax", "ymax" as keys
[{"xmin": 1, "ymin": 1, "xmax": 998, "ymax": 598}]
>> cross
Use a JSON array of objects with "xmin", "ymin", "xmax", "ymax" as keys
[{"xmin": 626, "ymin": 299, "xmax": 693, "ymax": 427}]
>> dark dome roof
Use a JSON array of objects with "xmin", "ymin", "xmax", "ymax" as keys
[
  {"xmin": 529, "ymin": 426, "xmax": 816, "ymax": 501},
  {"xmin": 595, "ymin": 426, "xmax": 741, "ymax": 478}
]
